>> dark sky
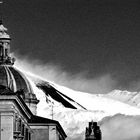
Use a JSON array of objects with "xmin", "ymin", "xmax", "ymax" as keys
[{"xmin": 3, "ymin": 0, "xmax": 140, "ymax": 92}]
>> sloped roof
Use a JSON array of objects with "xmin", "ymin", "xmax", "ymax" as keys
[
  {"xmin": 29, "ymin": 115, "xmax": 67, "ymax": 138},
  {"xmin": 29, "ymin": 115, "xmax": 58, "ymax": 124}
]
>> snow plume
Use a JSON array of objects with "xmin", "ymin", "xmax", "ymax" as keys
[{"xmin": 13, "ymin": 53, "xmax": 116, "ymax": 94}]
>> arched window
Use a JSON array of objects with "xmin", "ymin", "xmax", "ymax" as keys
[{"xmin": 5, "ymin": 48, "xmax": 8, "ymax": 57}]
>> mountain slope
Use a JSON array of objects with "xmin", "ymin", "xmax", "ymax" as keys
[
  {"xmin": 26, "ymin": 75, "xmax": 140, "ymax": 140},
  {"xmin": 34, "ymin": 81, "xmax": 140, "ymax": 140},
  {"xmin": 105, "ymin": 90, "xmax": 140, "ymax": 108}
]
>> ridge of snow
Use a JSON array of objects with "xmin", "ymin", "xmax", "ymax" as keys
[{"xmin": 105, "ymin": 90, "xmax": 140, "ymax": 108}]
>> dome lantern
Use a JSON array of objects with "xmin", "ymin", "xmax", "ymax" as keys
[{"xmin": 0, "ymin": 24, "xmax": 15, "ymax": 65}]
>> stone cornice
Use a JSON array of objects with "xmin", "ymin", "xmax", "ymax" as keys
[{"xmin": 0, "ymin": 94, "xmax": 33, "ymax": 120}]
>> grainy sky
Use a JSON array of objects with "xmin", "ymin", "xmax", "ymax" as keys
[{"xmin": 3, "ymin": 0, "xmax": 140, "ymax": 92}]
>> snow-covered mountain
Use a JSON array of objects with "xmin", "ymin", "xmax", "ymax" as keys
[
  {"xmin": 105, "ymin": 90, "xmax": 140, "ymax": 108},
  {"xmin": 24, "ymin": 73, "xmax": 140, "ymax": 140}
]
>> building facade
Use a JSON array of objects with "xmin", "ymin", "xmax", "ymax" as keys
[
  {"xmin": 85, "ymin": 121, "xmax": 102, "ymax": 140},
  {"xmin": 0, "ymin": 22, "xmax": 67, "ymax": 140}
]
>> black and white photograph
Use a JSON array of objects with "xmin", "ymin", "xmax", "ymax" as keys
[{"xmin": 0, "ymin": 0, "xmax": 140, "ymax": 140}]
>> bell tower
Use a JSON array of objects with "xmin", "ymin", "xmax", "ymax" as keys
[{"xmin": 85, "ymin": 121, "xmax": 102, "ymax": 140}]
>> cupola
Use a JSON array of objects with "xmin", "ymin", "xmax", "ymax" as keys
[{"xmin": 0, "ymin": 22, "xmax": 39, "ymax": 115}]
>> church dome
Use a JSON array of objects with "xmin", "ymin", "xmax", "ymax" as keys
[
  {"xmin": 0, "ymin": 65, "xmax": 33, "ymax": 93},
  {"xmin": 0, "ymin": 23, "xmax": 39, "ymax": 115}
]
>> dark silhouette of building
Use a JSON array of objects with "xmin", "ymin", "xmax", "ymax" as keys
[{"xmin": 85, "ymin": 121, "xmax": 102, "ymax": 140}]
